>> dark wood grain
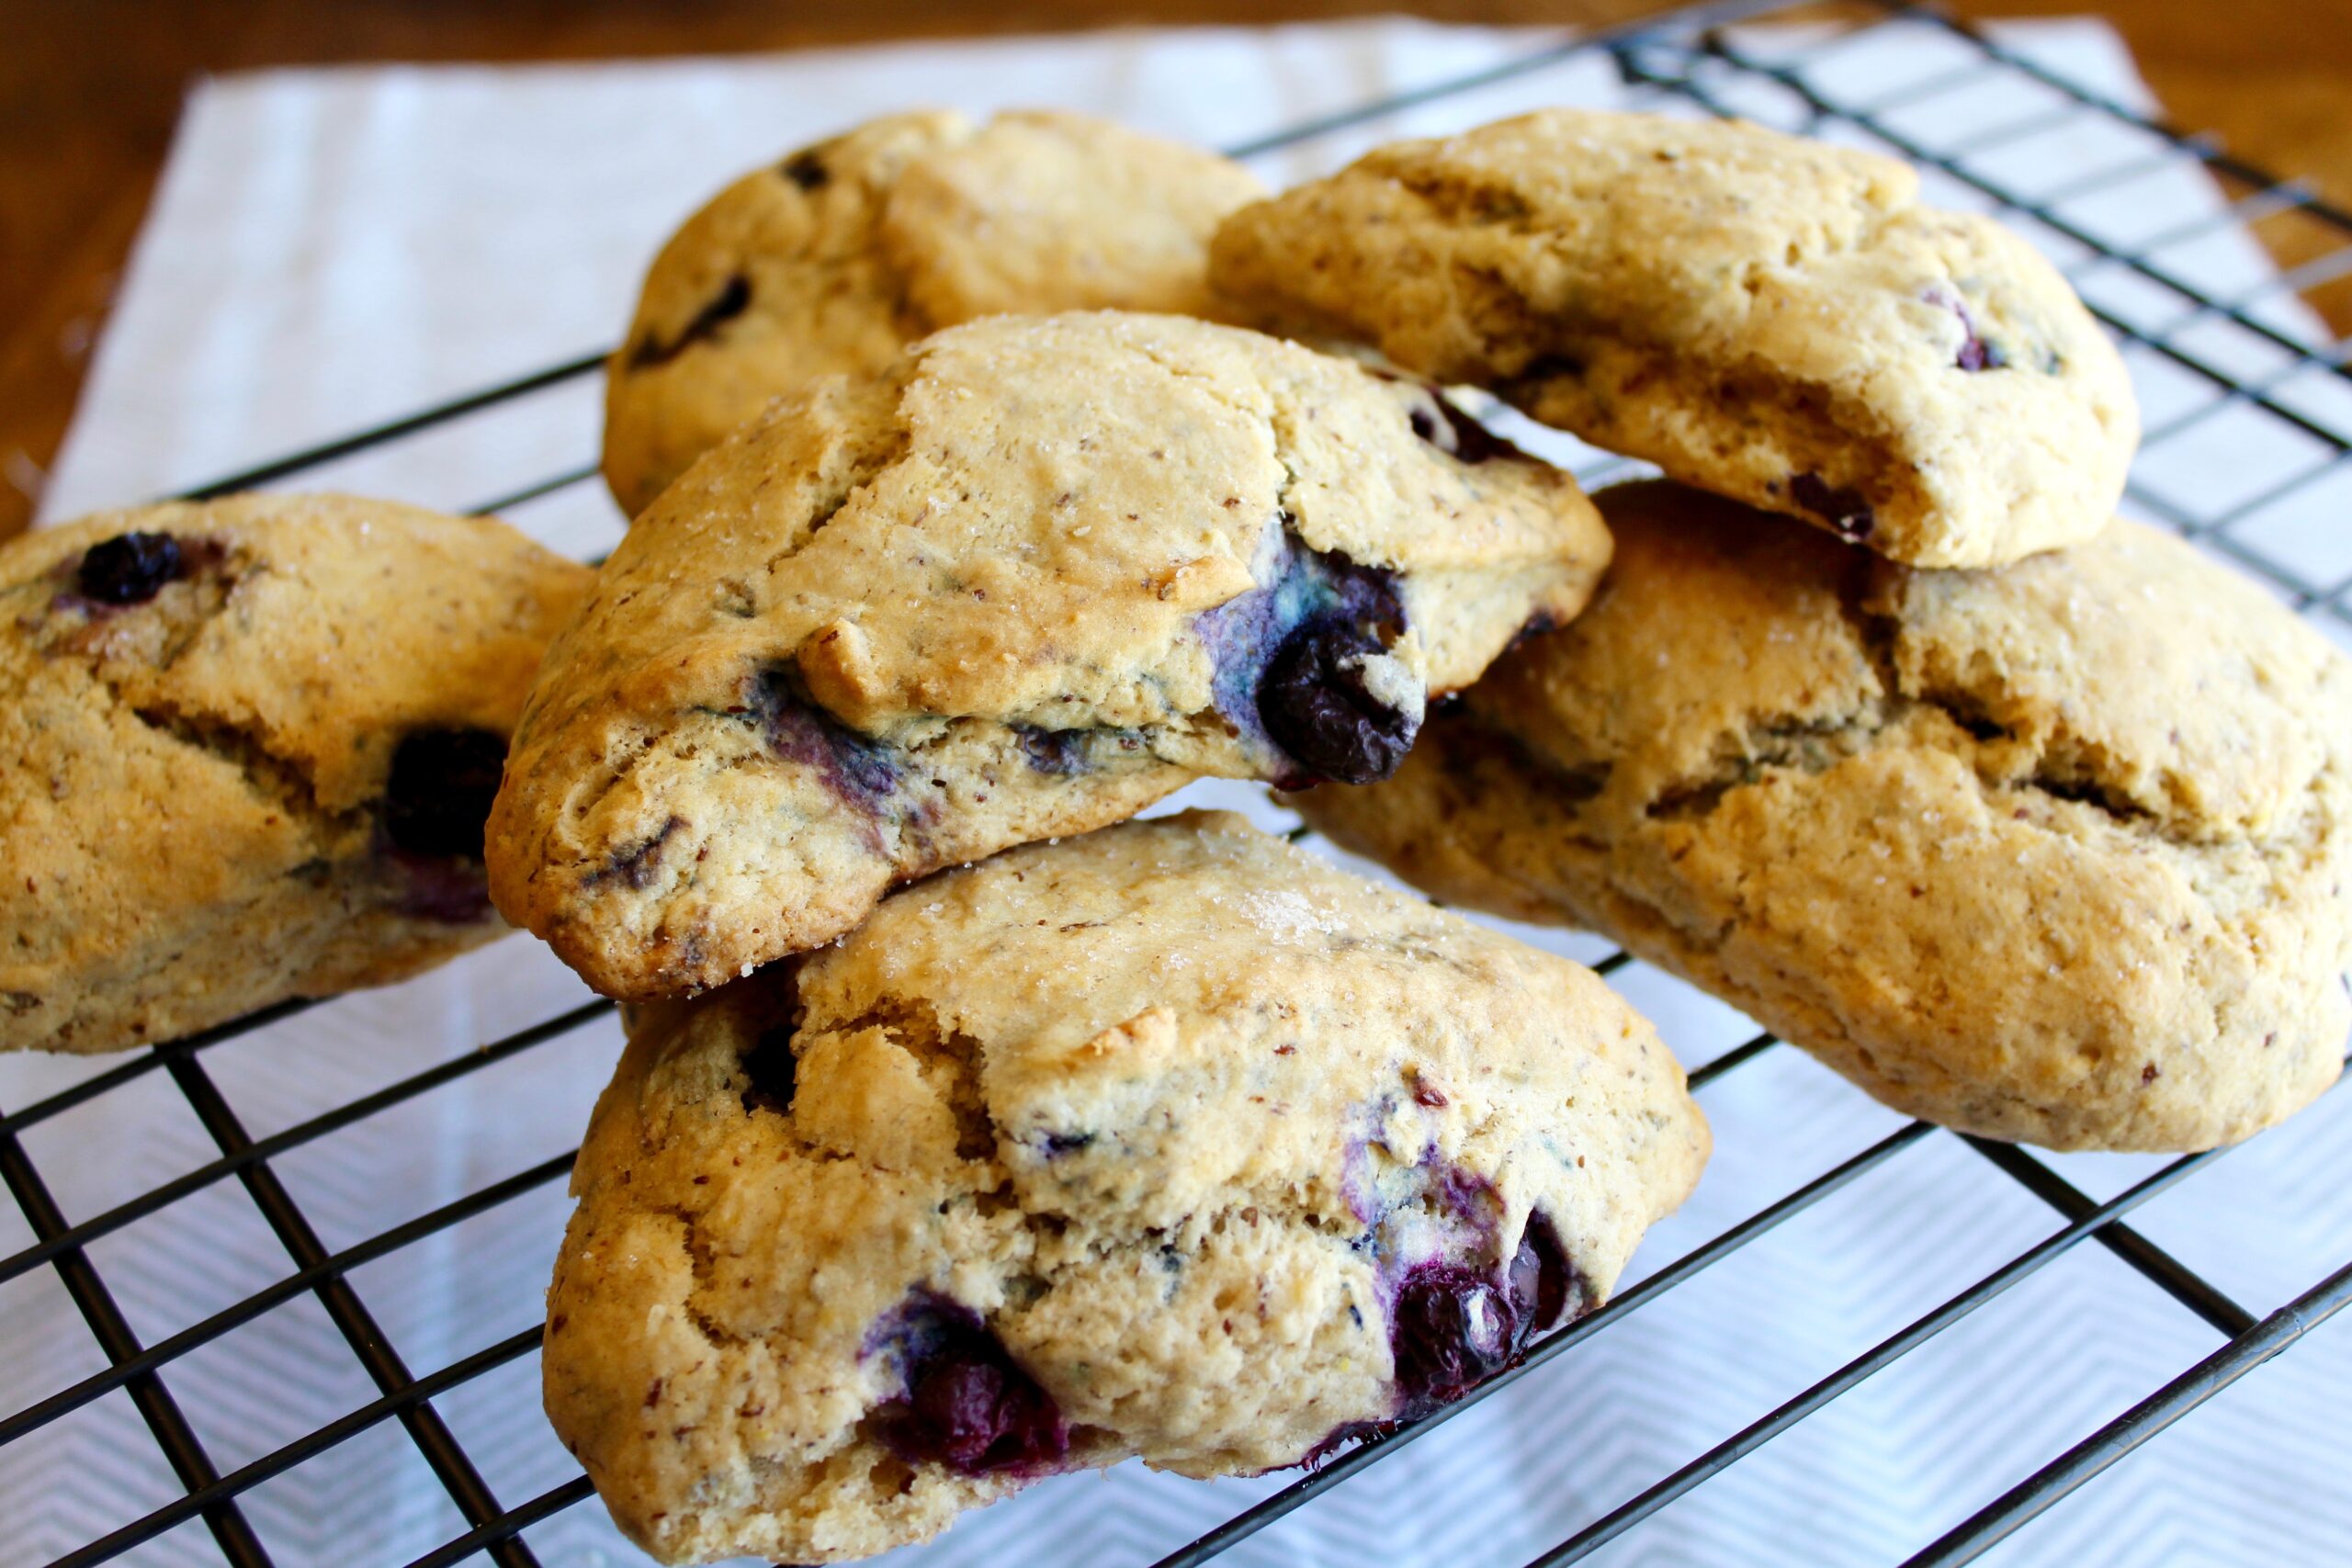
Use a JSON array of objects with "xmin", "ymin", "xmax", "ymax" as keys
[{"xmin": 4, "ymin": 0, "xmax": 2347, "ymax": 537}]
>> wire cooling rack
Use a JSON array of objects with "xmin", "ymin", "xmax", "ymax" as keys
[{"xmin": 8, "ymin": 2, "xmax": 2352, "ymax": 1564}]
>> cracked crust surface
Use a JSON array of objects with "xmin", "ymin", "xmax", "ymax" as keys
[
  {"xmin": 1210, "ymin": 108, "xmax": 2138, "ymax": 569},
  {"xmin": 603, "ymin": 108, "xmax": 1265, "ymax": 515},
  {"xmin": 492, "ymin": 310, "xmax": 1612, "ymax": 1001},
  {"xmin": 544, "ymin": 811, "xmax": 1707, "ymax": 1564},
  {"xmin": 1293, "ymin": 481, "xmax": 2352, "ymax": 1151},
  {"xmin": 0, "ymin": 495, "xmax": 593, "ymax": 1054}
]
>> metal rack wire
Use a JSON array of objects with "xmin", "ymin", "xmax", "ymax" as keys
[{"xmin": 8, "ymin": 1, "xmax": 2351, "ymax": 1563}]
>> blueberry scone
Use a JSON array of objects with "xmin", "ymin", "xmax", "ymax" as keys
[
  {"xmin": 604, "ymin": 108, "xmax": 1265, "ymax": 515},
  {"xmin": 1296, "ymin": 481, "xmax": 2352, "ymax": 1151},
  {"xmin": 0, "ymin": 495, "xmax": 592, "ymax": 1054},
  {"xmin": 1211, "ymin": 108, "xmax": 2138, "ymax": 569},
  {"xmin": 544, "ymin": 810, "xmax": 1707, "ymax": 1564},
  {"xmin": 490, "ymin": 310, "xmax": 1611, "ymax": 1000}
]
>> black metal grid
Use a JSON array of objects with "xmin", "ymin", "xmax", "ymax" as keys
[{"xmin": 9, "ymin": 2, "xmax": 2352, "ymax": 1562}]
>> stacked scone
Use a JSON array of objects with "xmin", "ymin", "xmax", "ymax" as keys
[
  {"xmin": 497, "ymin": 118, "xmax": 1709, "ymax": 1561},
  {"xmin": 4, "ymin": 103, "xmax": 2344, "ymax": 1567},
  {"xmin": 1212, "ymin": 110, "xmax": 2347, "ymax": 1153}
]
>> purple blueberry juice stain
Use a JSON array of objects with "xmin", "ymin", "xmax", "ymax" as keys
[
  {"xmin": 383, "ymin": 851, "xmax": 492, "ymax": 924},
  {"xmin": 865, "ymin": 1292, "xmax": 1069, "ymax": 1475},
  {"xmin": 1195, "ymin": 521, "xmax": 1418, "ymax": 787},
  {"xmin": 1014, "ymin": 726, "xmax": 1091, "ymax": 776},
  {"xmin": 1789, "ymin": 473, "xmax": 1875, "ymax": 541},
  {"xmin": 1429, "ymin": 1158, "xmax": 1494, "ymax": 1223},
  {"xmin": 1338, "ymin": 1126, "xmax": 1385, "ymax": 1228},
  {"xmin": 748, "ymin": 666, "xmax": 899, "ymax": 810},
  {"xmin": 588, "ymin": 815, "xmax": 683, "ymax": 890},
  {"xmin": 1921, "ymin": 284, "xmax": 2007, "ymax": 373}
]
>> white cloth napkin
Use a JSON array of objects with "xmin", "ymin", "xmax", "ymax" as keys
[{"xmin": 9, "ymin": 17, "xmax": 2349, "ymax": 1568}]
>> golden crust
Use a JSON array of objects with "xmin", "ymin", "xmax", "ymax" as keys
[
  {"xmin": 603, "ymin": 109, "xmax": 1265, "ymax": 516},
  {"xmin": 1212, "ymin": 107, "xmax": 2138, "ymax": 569},
  {"xmin": 493, "ymin": 312, "xmax": 1612, "ymax": 1000},
  {"xmin": 545, "ymin": 812, "xmax": 1706, "ymax": 1563},
  {"xmin": 1295, "ymin": 482, "xmax": 2352, "ymax": 1151},
  {"xmin": 0, "ymin": 494, "xmax": 591, "ymax": 1053}
]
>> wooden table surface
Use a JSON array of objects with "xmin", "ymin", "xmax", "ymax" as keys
[{"xmin": 5, "ymin": 0, "xmax": 2348, "ymax": 538}]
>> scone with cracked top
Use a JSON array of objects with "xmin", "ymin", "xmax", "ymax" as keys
[
  {"xmin": 604, "ymin": 108, "xmax": 1265, "ymax": 515},
  {"xmin": 0, "ymin": 495, "xmax": 592, "ymax": 1054},
  {"xmin": 1211, "ymin": 108, "xmax": 2137, "ymax": 569},
  {"xmin": 491, "ymin": 310, "xmax": 1612, "ymax": 1001},
  {"xmin": 1295, "ymin": 480, "xmax": 2352, "ymax": 1151},
  {"xmin": 544, "ymin": 810, "xmax": 1708, "ymax": 1564}
]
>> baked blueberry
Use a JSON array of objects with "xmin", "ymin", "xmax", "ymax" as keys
[
  {"xmin": 870, "ymin": 1295, "xmax": 1068, "ymax": 1475},
  {"xmin": 75, "ymin": 532, "xmax": 183, "ymax": 604},
  {"xmin": 1259, "ymin": 621, "xmax": 1421, "ymax": 785},
  {"xmin": 1406, "ymin": 393, "xmax": 1519, "ymax": 465},
  {"xmin": 738, "ymin": 1025, "xmax": 797, "ymax": 1116},
  {"xmin": 1923, "ymin": 285, "xmax": 2007, "ymax": 373},
  {"xmin": 1198, "ymin": 525, "xmax": 1423, "ymax": 786},
  {"xmin": 750, "ymin": 667, "xmax": 899, "ymax": 808},
  {"xmin": 780, "ymin": 149, "xmax": 830, "ymax": 190},
  {"xmin": 383, "ymin": 728, "xmax": 508, "ymax": 859},
  {"xmin": 628, "ymin": 274, "xmax": 752, "ymax": 369},
  {"xmin": 1390, "ymin": 1262, "xmax": 1517, "ymax": 1415},
  {"xmin": 1507, "ymin": 1213, "xmax": 1576, "ymax": 1336},
  {"xmin": 1789, "ymin": 473, "xmax": 1875, "ymax": 541}
]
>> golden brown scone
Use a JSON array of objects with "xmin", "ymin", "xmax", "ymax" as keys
[
  {"xmin": 603, "ymin": 108, "xmax": 1265, "ymax": 515},
  {"xmin": 1294, "ymin": 481, "xmax": 2352, "ymax": 1151},
  {"xmin": 0, "ymin": 495, "xmax": 592, "ymax": 1053},
  {"xmin": 1211, "ymin": 108, "xmax": 2137, "ymax": 569},
  {"xmin": 492, "ymin": 311, "xmax": 1611, "ymax": 1001},
  {"xmin": 545, "ymin": 811, "xmax": 1706, "ymax": 1563}
]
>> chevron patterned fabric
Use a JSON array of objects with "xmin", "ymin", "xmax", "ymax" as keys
[{"xmin": 4, "ymin": 13, "xmax": 2349, "ymax": 1568}]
